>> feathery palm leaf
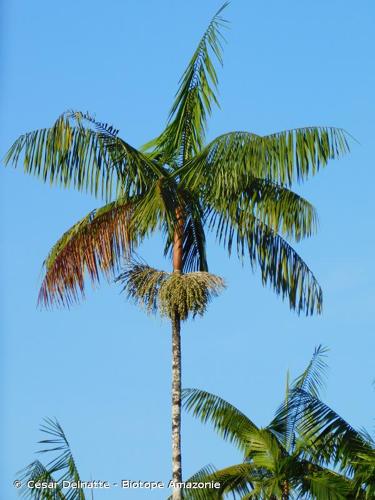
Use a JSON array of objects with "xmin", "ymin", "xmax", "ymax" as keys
[
  {"xmin": 143, "ymin": 3, "xmax": 229, "ymax": 164},
  {"xmin": 38, "ymin": 199, "xmax": 134, "ymax": 307},
  {"xmin": 292, "ymin": 345, "xmax": 329, "ymax": 398},
  {"xmin": 19, "ymin": 418, "xmax": 86, "ymax": 500},
  {"xmin": 208, "ymin": 177, "xmax": 319, "ymax": 241},
  {"xmin": 184, "ymin": 347, "xmax": 371, "ymax": 499},
  {"xmin": 287, "ymin": 388, "xmax": 372, "ymax": 468},
  {"xmin": 186, "ymin": 463, "xmax": 258, "ymax": 499},
  {"xmin": 207, "ymin": 201, "xmax": 322, "ymax": 315},
  {"xmin": 298, "ymin": 471, "xmax": 353, "ymax": 500},
  {"xmin": 179, "ymin": 127, "xmax": 350, "ymax": 190},
  {"xmin": 269, "ymin": 345, "xmax": 329, "ymax": 448},
  {"xmin": 168, "ymin": 464, "xmax": 221, "ymax": 500},
  {"xmin": 19, "ymin": 461, "xmax": 65, "ymax": 499},
  {"xmin": 182, "ymin": 388, "xmax": 258, "ymax": 452},
  {"xmin": 4, "ymin": 111, "xmax": 163, "ymax": 201}
]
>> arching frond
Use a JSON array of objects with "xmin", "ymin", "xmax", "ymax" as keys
[
  {"xmin": 182, "ymin": 388, "xmax": 258, "ymax": 452},
  {"xmin": 269, "ymin": 345, "xmax": 329, "ymax": 448},
  {"xmin": 298, "ymin": 470, "xmax": 354, "ymax": 500},
  {"xmin": 292, "ymin": 345, "xmax": 329, "ymax": 397},
  {"xmin": 187, "ymin": 463, "xmax": 259, "ymax": 499},
  {"xmin": 181, "ymin": 204, "xmax": 208, "ymax": 272},
  {"xmin": 179, "ymin": 127, "xmax": 351, "ymax": 189},
  {"xmin": 169, "ymin": 465, "xmax": 221, "ymax": 500},
  {"xmin": 19, "ymin": 460, "xmax": 65, "ymax": 499},
  {"xmin": 204, "ymin": 177, "xmax": 318, "ymax": 242},
  {"xmin": 243, "ymin": 428, "xmax": 287, "ymax": 470},
  {"xmin": 286, "ymin": 388, "xmax": 371, "ymax": 468},
  {"xmin": 116, "ymin": 263, "xmax": 224, "ymax": 320},
  {"xmin": 351, "ymin": 448, "xmax": 375, "ymax": 499},
  {"xmin": 19, "ymin": 418, "xmax": 85, "ymax": 500},
  {"xmin": 207, "ymin": 204, "xmax": 323, "ymax": 315},
  {"xmin": 38, "ymin": 199, "xmax": 134, "ymax": 307},
  {"xmin": 143, "ymin": 3, "xmax": 229, "ymax": 163},
  {"xmin": 4, "ymin": 111, "xmax": 163, "ymax": 200},
  {"xmin": 129, "ymin": 176, "xmax": 181, "ymax": 243}
]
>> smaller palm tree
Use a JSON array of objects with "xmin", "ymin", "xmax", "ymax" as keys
[
  {"xmin": 18, "ymin": 418, "xmax": 87, "ymax": 500},
  {"xmin": 182, "ymin": 346, "xmax": 374, "ymax": 499}
]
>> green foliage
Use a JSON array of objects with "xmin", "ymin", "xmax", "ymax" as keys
[
  {"xmin": 179, "ymin": 128, "xmax": 350, "ymax": 190},
  {"xmin": 4, "ymin": 2, "xmax": 351, "ymax": 313},
  {"xmin": 182, "ymin": 347, "xmax": 374, "ymax": 499},
  {"xmin": 4, "ymin": 111, "xmax": 162, "ymax": 201},
  {"xmin": 143, "ymin": 2, "xmax": 229, "ymax": 164},
  {"xmin": 19, "ymin": 419, "xmax": 86, "ymax": 499}
]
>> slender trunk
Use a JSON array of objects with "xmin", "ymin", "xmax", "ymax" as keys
[
  {"xmin": 171, "ymin": 311, "xmax": 182, "ymax": 500},
  {"xmin": 171, "ymin": 207, "xmax": 184, "ymax": 500}
]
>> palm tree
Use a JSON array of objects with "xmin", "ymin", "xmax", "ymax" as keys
[
  {"xmin": 19, "ymin": 418, "xmax": 87, "ymax": 499},
  {"xmin": 182, "ymin": 346, "xmax": 374, "ymax": 499},
  {"xmin": 4, "ymin": 3, "xmax": 350, "ymax": 498}
]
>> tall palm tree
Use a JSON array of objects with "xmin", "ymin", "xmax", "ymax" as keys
[
  {"xmin": 4, "ymin": 3, "xmax": 350, "ymax": 497},
  {"xmin": 182, "ymin": 346, "xmax": 374, "ymax": 499}
]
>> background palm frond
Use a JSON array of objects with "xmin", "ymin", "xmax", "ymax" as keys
[
  {"xmin": 269, "ymin": 345, "xmax": 329, "ymax": 448},
  {"xmin": 182, "ymin": 388, "xmax": 258, "ymax": 452},
  {"xmin": 19, "ymin": 418, "xmax": 85, "ymax": 500}
]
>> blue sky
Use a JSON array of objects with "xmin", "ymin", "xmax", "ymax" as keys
[{"xmin": 1, "ymin": 0, "xmax": 374, "ymax": 498}]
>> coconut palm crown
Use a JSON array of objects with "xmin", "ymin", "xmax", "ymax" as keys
[{"xmin": 4, "ymin": 2, "xmax": 350, "ymax": 498}]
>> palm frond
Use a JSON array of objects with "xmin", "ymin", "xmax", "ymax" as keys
[
  {"xmin": 207, "ymin": 204, "xmax": 323, "ymax": 315},
  {"xmin": 38, "ymin": 199, "xmax": 134, "ymax": 307},
  {"xmin": 182, "ymin": 388, "xmax": 258, "ymax": 452},
  {"xmin": 179, "ymin": 127, "xmax": 351, "ymax": 189},
  {"xmin": 129, "ymin": 177, "xmax": 181, "ymax": 244},
  {"xmin": 243, "ymin": 428, "xmax": 287, "ymax": 471},
  {"xmin": 350, "ymin": 448, "xmax": 375, "ymax": 499},
  {"xmin": 293, "ymin": 345, "xmax": 329, "ymax": 397},
  {"xmin": 168, "ymin": 464, "xmax": 221, "ymax": 500},
  {"xmin": 19, "ymin": 418, "xmax": 85, "ymax": 500},
  {"xmin": 269, "ymin": 345, "xmax": 329, "ymax": 448},
  {"xmin": 299, "ymin": 470, "xmax": 354, "ymax": 500},
  {"xmin": 4, "ymin": 111, "xmax": 163, "ymax": 201},
  {"xmin": 190, "ymin": 463, "xmax": 259, "ymax": 499},
  {"xmin": 181, "ymin": 205, "xmax": 208, "ymax": 272},
  {"xmin": 116, "ymin": 263, "xmax": 225, "ymax": 320},
  {"xmin": 19, "ymin": 460, "xmax": 66, "ymax": 499},
  {"xmin": 205, "ymin": 176, "xmax": 318, "ymax": 242},
  {"xmin": 143, "ymin": 3, "xmax": 229, "ymax": 163},
  {"xmin": 286, "ymin": 388, "xmax": 371, "ymax": 468}
]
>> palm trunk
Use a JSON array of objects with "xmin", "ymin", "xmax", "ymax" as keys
[
  {"xmin": 171, "ymin": 311, "xmax": 182, "ymax": 499},
  {"xmin": 171, "ymin": 207, "xmax": 184, "ymax": 500}
]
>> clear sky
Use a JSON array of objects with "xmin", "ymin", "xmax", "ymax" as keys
[{"xmin": 1, "ymin": 1, "xmax": 374, "ymax": 498}]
